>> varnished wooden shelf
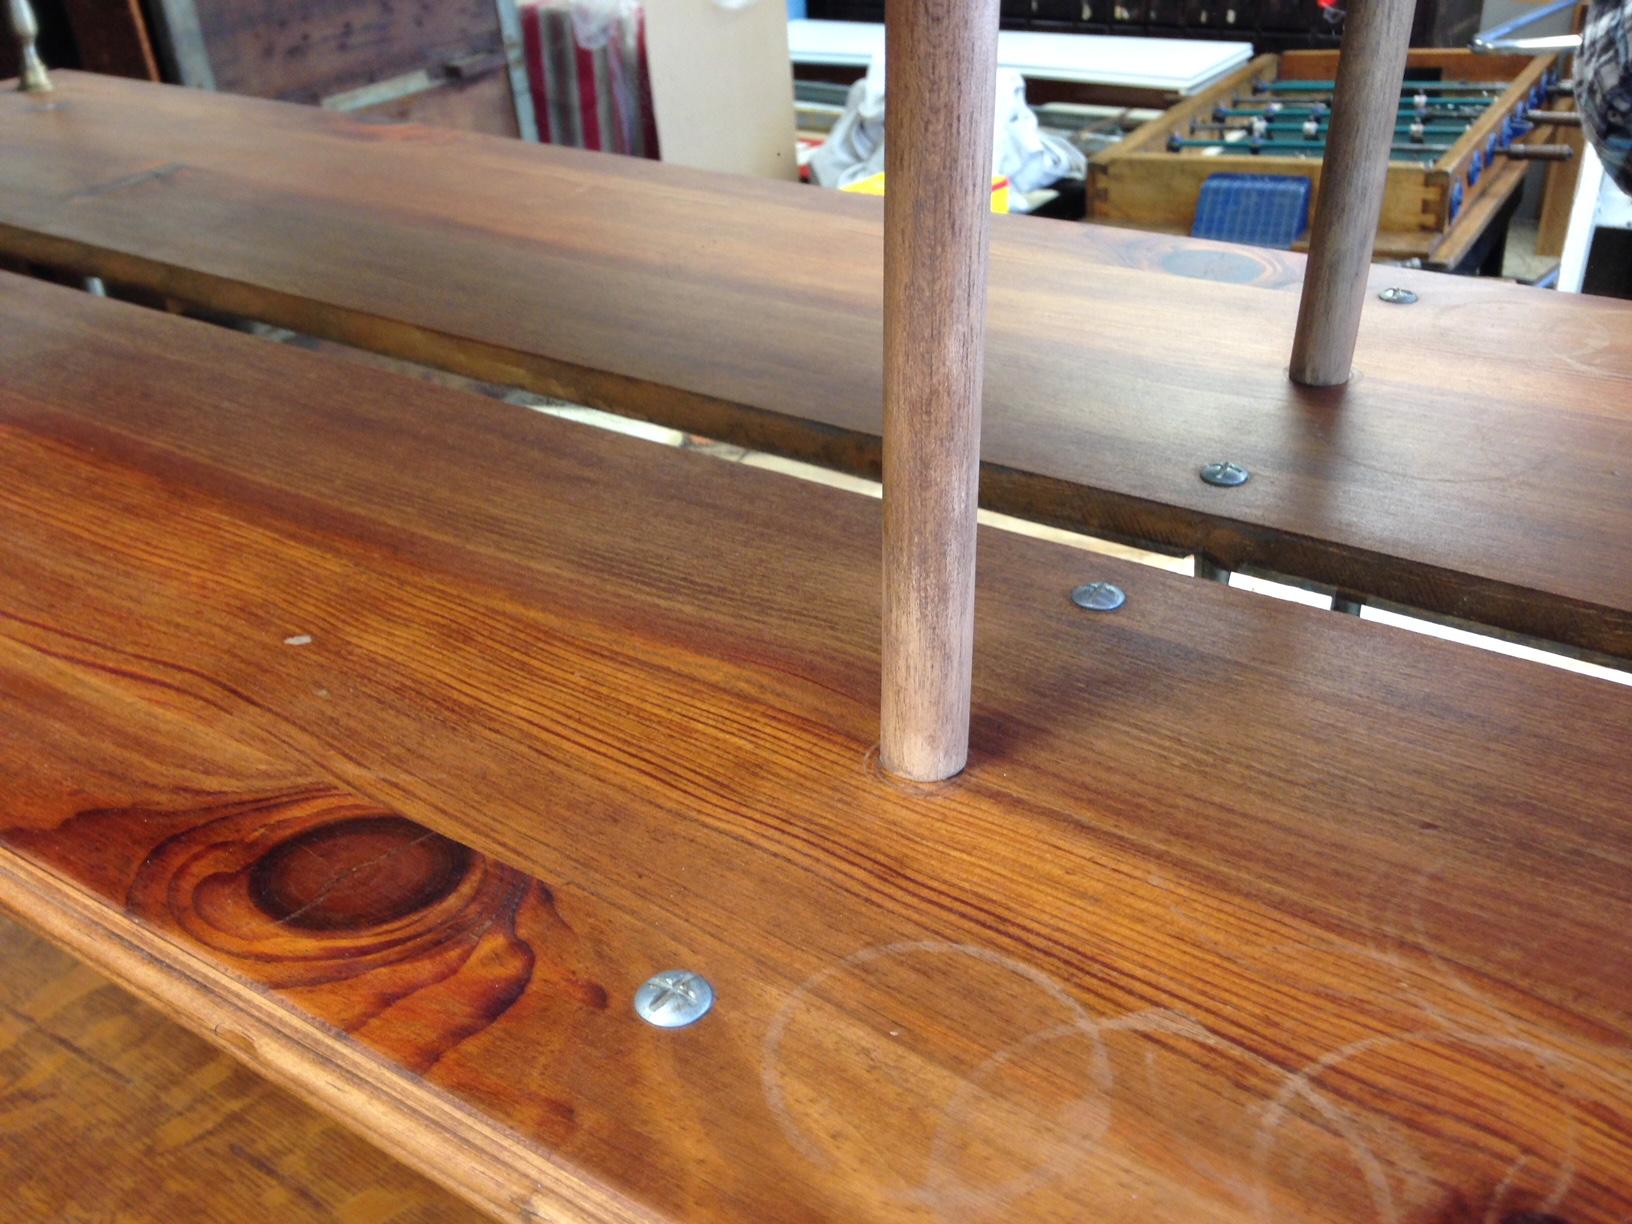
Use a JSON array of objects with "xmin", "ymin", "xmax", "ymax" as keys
[
  {"xmin": 1, "ymin": 73, "xmax": 1629, "ymax": 661},
  {"xmin": 2, "ymin": 272, "xmax": 1631, "ymax": 1221}
]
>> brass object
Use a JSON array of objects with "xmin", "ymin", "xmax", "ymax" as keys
[{"xmin": 8, "ymin": 0, "xmax": 53, "ymax": 93}]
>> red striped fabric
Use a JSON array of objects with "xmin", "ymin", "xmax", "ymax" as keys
[
  {"xmin": 574, "ymin": 41, "xmax": 602, "ymax": 151},
  {"xmin": 522, "ymin": 7, "xmax": 551, "ymax": 145},
  {"xmin": 520, "ymin": 1, "xmax": 659, "ymax": 159}
]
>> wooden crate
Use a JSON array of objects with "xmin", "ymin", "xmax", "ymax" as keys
[{"xmin": 1088, "ymin": 49, "xmax": 1562, "ymax": 261}]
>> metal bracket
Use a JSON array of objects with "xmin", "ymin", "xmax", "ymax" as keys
[{"xmin": 1471, "ymin": 0, "xmax": 1580, "ymax": 55}]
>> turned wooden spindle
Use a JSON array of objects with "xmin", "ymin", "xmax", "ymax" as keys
[
  {"xmin": 880, "ymin": 0, "xmax": 1001, "ymax": 782},
  {"xmin": 7, "ymin": 0, "xmax": 52, "ymax": 92},
  {"xmin": 1289, "ymin": 0, "xmax": 1414, "ymax": 387}
]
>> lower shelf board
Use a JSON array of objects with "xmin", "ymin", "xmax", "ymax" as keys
[
  {"xmin": 2, "ymin": 271, "xmax": 1631, "ymax": 1221},
  {"xmin": 0, "ymin": 913, "xmax": 481, "ymax": 1223}
]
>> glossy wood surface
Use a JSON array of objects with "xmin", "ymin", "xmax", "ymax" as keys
[
  {"xmin": 3, "ymin": 272, "xmax": 1632, "ymax": 1221},
  {"xmin": 1, "ymin": 74, "xmax": 1629, "ymax": 659},
  {"xmin": 0, "ymin": 914, "xmax": 479, "ymax": 1222}
]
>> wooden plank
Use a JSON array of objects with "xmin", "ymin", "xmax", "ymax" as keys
[
  {"xmin": 1435, "ymin": 56, "xmax": 1556, "ymax": 234},
  {"xmin": 1, "ymin": 73, "xmax": 1630, "ymax": 662},
  {"xmin": 1277, "ymin": 48, "xmax": 1539, "ymax": 79},
  {"xmin": 1536, "ymin": 2, "xmax": 1589, "ymax": 259},
  {"xmin": 0, "ymin": 914, "xmax": 480, "ymax": 1222},
  {"xmin": 184, "ymin": 0, "xmax": 510, "ymax": 106},
  {"xmin": 1092, "ymin": 149, "xmax": 1440, "ymax": 240},
  {"xmin": 1538, "ymin": 123, "xmax": 1586, "ymax": 259},
  {"xmin": 1422, "ymin": 152, "xmax": 1529, "ymax": 268},
  {"xmin": 4, "ymin": 271, "xmax": 1632, "ymax": 1221}
]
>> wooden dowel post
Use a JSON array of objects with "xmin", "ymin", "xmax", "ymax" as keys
[
  {"xmin": 880, "ymin": 0, "xmax": 1001, "ymax": 782},
  {"xmin": 1289, "ymin": 0, "xmax": 1414, "ymax": 387}
]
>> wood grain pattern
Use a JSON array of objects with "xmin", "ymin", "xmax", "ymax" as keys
[
  {"xmin": 1538, "ymin": 123, "xmax": 1587, "ymax": 259},
  {"xmin": 189, "ymin": 0, "xmax": 506, "ymax": 106},
  {"xmin": 0, "ymin": 914, "xmax": 480, "ymax": 1222},
  {"xmin": 1289, "ymin": 0, "xmax": 1416, "ymax": 386},
  {"xmin": 3, "ymin": 272, "xmax": 1632, "ymax": 1221},
  {"xmin": 879, "ymin": 0, "xmax": 1000, "ymax": 781},
  {"xmin": 1536, "ymin": 1, "xmax": 1589, "ymax": 260},
  {"xmin": 2, "ymin": 74, "xmax": 1627, "ymax": 660}
]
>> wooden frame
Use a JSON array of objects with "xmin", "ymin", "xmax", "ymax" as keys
[
  {"xmin": 4, "ymin": 270, "xmax": 1632, "ymax": 1221},
  {"xmin": 1, "ymin": 72, "xmax": 1628, "ymax": 662},
  {"xmin": 5, "ymin": 13, "xmax": 1632, "ymax": 1217},
  {"xmin": 1089, "ymin": 50, "xmax": 1562, "ymax": 261}
]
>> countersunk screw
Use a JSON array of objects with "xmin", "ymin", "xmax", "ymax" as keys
[
  {"xmin": 634, "ymin": 970, "xmax": 714, "ymax": 1028},
  {"xmin": 1378, "ymin": 286, "xmax": 1418, "ymax": 305},
  {"xmin": 1071, "ymin": 582, "xmax": 1126, "ymax": 612},
  {"xmin": 1199, "ymin": 461, "xmax": 1250, "ymax": 488}
]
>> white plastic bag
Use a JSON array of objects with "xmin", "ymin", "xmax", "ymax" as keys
[{"xmin": 808, "ymin": 55, "xmax": 1086, "ymax": 208}]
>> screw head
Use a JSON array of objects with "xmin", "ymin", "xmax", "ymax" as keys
[
  {"xmin": 1378, "ymin": 286, "xmax": 1418, "ymax": 305},
  {"xmin": 634, "ymin": 970, "xmax": 714, "ymax": 1028},
  {"xmin": 1199, "ymin": 461, "xmax": 1250, "ymax": 488},
  {"xmin": 1070, "ymin": 582, "xmax": 1126, "ymax": 612}
]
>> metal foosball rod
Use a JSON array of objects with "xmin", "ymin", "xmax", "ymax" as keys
[
  {"xmin": 1216, "ymin": 103, "xmax": 1483, "ymax": 122},
  {"xmin": 1218, "ymin": 104, "xmax": 1491, "ymax": 121},
  {"xmin": 1171, "ymin": 134, "xmax": 1575, "ymax": 161},
  {"xmin": 1289, "ymin": 0, "xmax": 1416, "ymax": 388},
  {"xmin": 1500, "ymin": 143, "xmax": 1576, "ymax": 159},
  {"xmin": 6, "ymin": 0, "xmax": 52, "ymax": 92},
  {"xmin": 1221, "ymin": 99, "xmax": 1492, "ymax": 115},
  {"xmin": 879, "ymin": 0, "xmax": 1001, "ymax": 782},
  {"xmin": 1212, "ymin": 105, "xmax": 1566, "ymax": 131},
  {"xmin": 1222, "ymin": 105, "xmax": 1501, "ymax": 130},
  {"xmin": 1255, "ymin": 75, "xmax": 1572, "ymax": 99},
  {"xmin": 1170, "ymin": 137, "xmax": 1455, "ymax": 157},
  {"xmin": 1255, "ymin": 79, "xmax": 1515, "ymax": 93},
  {"xmin": 1193, "ymin": 120, "xmax": 1476, "ymax": 137}
]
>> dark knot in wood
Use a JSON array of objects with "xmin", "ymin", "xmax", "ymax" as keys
[{"xmin": 249, "ymin": 815, "xmax": 473, "ymax": 931}]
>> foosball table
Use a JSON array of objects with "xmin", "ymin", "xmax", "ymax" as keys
[
  {"xmin": 1089, "ymin": 48, "xmax": 1577, "ymax": 263},
  {"xmin": 3, "ymin": 0, "xmax": 1632, "ymax": 1220}
]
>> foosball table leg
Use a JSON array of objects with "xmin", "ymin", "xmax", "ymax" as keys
[
  {"xmin": 1290, "ymin": 0, "xmax": 1415, "ymax": 387},
  {"xmin": 879, "ymin": 0, "xmax": 1001, "ymax": 783},
  {"xmin": 6, "ymin": 0, "xmax": 52, "ymax": 93}
]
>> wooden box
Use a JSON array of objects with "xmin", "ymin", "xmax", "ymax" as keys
[{"xmin": 1087, "ymin": 49, "xmax": 1563, "ymax": 262}]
